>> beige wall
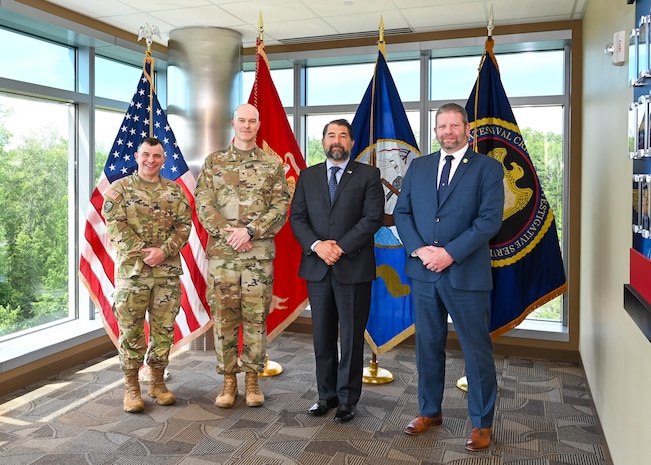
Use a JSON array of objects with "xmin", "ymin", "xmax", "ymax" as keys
[{"xmin": 582, "ymin": 1, "xmax": 651, "ymax": 464}]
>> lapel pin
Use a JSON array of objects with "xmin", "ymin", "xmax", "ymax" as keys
[
  {"xmin": 346, "ymin": 170, "xmax": 353, "ymax": 174},
  {"xmin": 463, "ymin": 158, "xmax": 468, "ymax": 163}
]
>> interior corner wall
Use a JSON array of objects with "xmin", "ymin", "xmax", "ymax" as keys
[{"xmin": 581, "ymin": 1, "xmax": 651, "ymax": 464}]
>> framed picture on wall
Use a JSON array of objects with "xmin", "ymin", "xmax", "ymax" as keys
[
  {"xmin": 630, "ymin": 101, "xmax": 639, "ymax": 157},
  {"xmin": 631, "ymin": 27, "xmax": 641, "ymax": 86},
  {"xmin": 634, "ymin": 175, "xmax": 642, "ymax": 233},
  {"xmin": 642, "ymin": 176, "xmax": 651, "ymax": 236},
  {"xmin": 636, "ymin": 94, "xmax": 649, "ymax": 156},
  {"xmin": 639, "ymin": 15, "xmax": 651, "ymax": 82}
]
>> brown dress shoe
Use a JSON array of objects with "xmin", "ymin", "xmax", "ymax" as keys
[
  {"xmin": 465, "ymin": 427, "xmax": 492, "ymax": 451},
  {"xmin": 404, "ymin": 415, "xmax": 443, "ymax": 435}
]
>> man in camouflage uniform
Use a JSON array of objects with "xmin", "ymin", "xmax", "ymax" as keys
[
  {"xmin": 103, "ymin": 137, "xmax": 191, "ymax": 413},
  {"xmin": 195, "ymin": 103, "xmax": 290, "ymax": 408}
]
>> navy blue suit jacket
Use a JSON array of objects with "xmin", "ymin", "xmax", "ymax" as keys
[
  {"xmin": 290, "ymin": 160, "xmax": 384, "ymax": 284},
  {"xmin": 394, "ymin": 148, "xmax": 504, "ymax": 291}
]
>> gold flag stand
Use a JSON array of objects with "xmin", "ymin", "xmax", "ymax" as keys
[
  {"xmin": 259, "ymin": 354, "xmax": 283, "ymax": 377},
  {"xmin": 363, "ymin": 352, "xmax": 394, "ymax": 384}
]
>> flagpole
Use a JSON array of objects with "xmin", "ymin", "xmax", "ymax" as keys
[
  {"xmin": 254, "ymin": 12, "xmax": 284, "ymax": 378},
  {"xmin": 362, "ymin": 16, "xmax": 394, "ymax": 385},
  {"xmin": 458, "ymin": 6, "xmax": 496, "ymax": 393},
  {"xmin": 135, "ymin": 23, "xmax": 170, "ymax": 383},
  {"xmin": 138, "ymin": 23, "xmax": 160, "ymax": 138}
]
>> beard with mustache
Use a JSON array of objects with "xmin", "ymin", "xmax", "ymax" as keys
[{"xmin": 325, "ymin": 143, "xmax": 350, "ymax": 162}]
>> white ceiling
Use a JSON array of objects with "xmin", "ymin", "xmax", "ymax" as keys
[{"xmin": 42, "ymin": 0, "xmax": 588, "ymax": 48}]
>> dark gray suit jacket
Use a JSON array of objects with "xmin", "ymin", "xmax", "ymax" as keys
[
  {"xmin": 394, "ymin": 148, "xmax": 504, "ymax": 291},
  {"xmin": 289, "ymin": 160, "xmax": 384, "ymax": 283}
]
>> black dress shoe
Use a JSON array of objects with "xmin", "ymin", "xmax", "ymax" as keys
[
  {"xmin": 308, "ymin": 398, "xmax": 338, "ymax": 416},
  {"xmin": 334, "ymin": 403, "xmax": 356, "ymax": 423}
]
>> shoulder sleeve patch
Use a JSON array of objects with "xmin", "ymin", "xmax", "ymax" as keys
[{"xmin": 106, "ymin": 189, "xmax": 123, "ymax": 203}]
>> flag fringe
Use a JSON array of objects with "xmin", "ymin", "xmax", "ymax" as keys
[
  {"xmin": 489, "ymin": 281, "xmax": 568, "ymax": 339},
  {"xmin": 266, "ymin": 298, "xmax": 309, "ymax": 343},
  {"xmin": 364, "ymin": 324, "xmax": 415, "ymax": 355}
]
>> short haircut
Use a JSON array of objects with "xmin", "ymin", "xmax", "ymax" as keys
[
  {"xmin": 322, "ymin": 118, "xmax": 354, "ymax": 139},
  {"xmin": 138, "ymin": 137, "xmax": 164, "ymax": 152},
  {"xmin": 436, "ymin": 103, "xmax": 469, "ymax": 126}
]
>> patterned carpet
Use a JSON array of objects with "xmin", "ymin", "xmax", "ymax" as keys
[{"xmin": 0, "ymin": 331, "xmax": 610, "ymax": 465}]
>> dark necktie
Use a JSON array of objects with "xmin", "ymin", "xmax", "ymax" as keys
[
  {"xmin": 438, "ymin": 155, "xmax": 454, "ymax": 201},
  {"xmin": 329, "ymin": 166, "xmax": 340, "ymax": 203}
]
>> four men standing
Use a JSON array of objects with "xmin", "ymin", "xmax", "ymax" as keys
[{"xmin": 102, "ymin": 102, "xmax": 503, "ymax": 451}]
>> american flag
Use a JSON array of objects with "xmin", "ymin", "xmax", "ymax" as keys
[{"xmin": 79, "ymin": 53, "xmax": 211, "ymax": 351}]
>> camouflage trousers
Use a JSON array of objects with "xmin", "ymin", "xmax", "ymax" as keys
[
  {"xmin": 207, "ymin": 258, "xmax": 274, "ymax": 374},
  {"xmin": 113, "ymin": 276, "xmax": 181, "ymax": 373}
]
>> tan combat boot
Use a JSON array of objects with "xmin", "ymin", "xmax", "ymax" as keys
[
  {"xmin": 147, "ymin": 367, "xmax": 176, "ymax": 405},
  {"xmin": 123, "ymin": 370, "xmax": 144, "ymax": 413},
  {"xmin": 215, "ymin": 373, "xmax": 238, "ymax": 408},
  {"xmin": 245, "ymin": 372, "xmax": 264, "ymax": 407}
]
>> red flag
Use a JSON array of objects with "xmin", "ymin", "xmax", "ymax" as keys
[
  {"xmin": 248, "ymin": 38, "xmax": 309, "ymax": 341},
  {"xmin": 79, "ymin": 53, "xmax": 211, "ymax": 352}
]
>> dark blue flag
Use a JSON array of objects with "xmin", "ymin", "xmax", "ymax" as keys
[
  {"xmin": 351, "ymin": 50, "xmax": 421, "ymax": 354},
  {"xmin": 465, "ymin": 39, "xmax": 567, "ymax": 336}
]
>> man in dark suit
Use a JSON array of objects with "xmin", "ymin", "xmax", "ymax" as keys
[
  {"xmin": 394, "ymin": 103, "xmax": 504, "ymax": 451},
  {"xmin": 290, "ymin": 118, "xmax": 384, "ymax": 423}
]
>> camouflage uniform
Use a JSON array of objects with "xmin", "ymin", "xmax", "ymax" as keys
[
  {"xmin": 195, "ymin": 144, "xmax": 290, "ymax": 374},
  {"xmin": 103, "ymin": 173, "xmax": 191, "ymax": 373}
]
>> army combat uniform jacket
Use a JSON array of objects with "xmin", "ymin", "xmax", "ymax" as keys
[
  {"xmin": 195, "ymin": 144, "xmax": 290, "ymax": 261},
  {"xmin": 102, "ymin": 173, "xmax": 192, "ymax": 279}
]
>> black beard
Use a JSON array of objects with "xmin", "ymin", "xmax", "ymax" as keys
[{"xmin": 326, "ymin": 144, "xmax": 350, "ymax": 162}]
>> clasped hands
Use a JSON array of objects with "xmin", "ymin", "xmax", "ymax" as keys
[
  {"xmin": 415, "ymin": 245, "xmax": 453, "ymax": 273},
  {"xmin": 142, "ymin": 247, "xmax": 165, "ymax": 267},
  {"xmin": 315, "ymin": 239, "xmax": 343, "ymax": 266},
  {"xmin": 225, "ymin": 227, "xmax": 253, "ymax": 253}
]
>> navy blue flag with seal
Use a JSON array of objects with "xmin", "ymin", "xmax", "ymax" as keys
[
  {"xmin": 351, "ymin": 49, "xmax": 421, "ymax": 354},
  {"xmin": 466, "ymin": 38, "xmax": 567, "ymax": 337}
]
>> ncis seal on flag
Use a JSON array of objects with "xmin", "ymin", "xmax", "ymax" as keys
[{"xmin": 466, "ymin": 38, "xmax": 567, "ymax": 337}]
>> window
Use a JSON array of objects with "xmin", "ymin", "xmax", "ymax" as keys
[
  {"xmin": 95, "ymin": 108, "xmax": 125, "ymax": 184},
  {"xmin": 0, "ymin": 27, "xmax": 75, "ymax": 91},
  {"xmin": 306, "ymin": 63, "xmax": 375, "ymax": 105},
  {"xmin": 513, "ymin": 105, "xmax": 565, "ymax": 321},
  {"xmin": 0, "ymin": 12, "xmax": 571, "ymax": 348},
  {"xmin": 95, "ymin": 57, "xmax": 142, "ymax": 101},
  {"xmin": 0, "ymin": 93, "xmax": 71, "ymax": 338},
  {"xmin": 242, "ymin": 68, "xmax": 294, "ymax": 107}
]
